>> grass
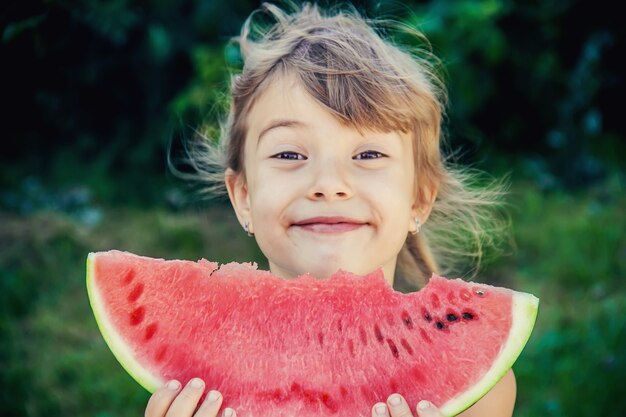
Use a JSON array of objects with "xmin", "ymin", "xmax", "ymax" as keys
[
  {"xmin": 0, "ymin": 207, "xmax": 264, "ymax": 417},
  {"xmin": 1, "ymin": 180, "xmax": 624, "ymax": 416},
  {"xmin": 486, "ymin": 178, "xmax": 626, "ymax": 417},
  {"xmin": 500, "ymin": 177, "xmax": 626, "ymax": 416}
]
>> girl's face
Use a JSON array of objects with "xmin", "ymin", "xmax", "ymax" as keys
[{"xmin": 226, "ymin": 74, "xmax": 433, "ymax": 284}]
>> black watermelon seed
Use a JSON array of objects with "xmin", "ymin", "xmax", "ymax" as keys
[
  {"xmin": 435, "ymin": 321, "xmax": 446, "ymax": 330},
  {"xmin": 462, "ymin": 312, "xmax": 475, "ymax": 320},
  {"xmin": 402, "ymin": 311, "xmax": 414, "ymax": 329},
  {"xmin": 446, "ymin": 313, "xmax": 458, "ymax": 322}
]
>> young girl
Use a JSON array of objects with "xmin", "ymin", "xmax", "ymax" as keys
[{"xmin": 147, "ymin": 3, "xmax": 515, "ymax": 417}]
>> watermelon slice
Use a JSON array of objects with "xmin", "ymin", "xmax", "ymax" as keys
[{"xmin": 87, "ymin": 250, "xmax": 538, "ymax": 417}]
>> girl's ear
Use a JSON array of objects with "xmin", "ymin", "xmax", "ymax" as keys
[
  {"xmin": 412, "ymin": 182, "xmax": 438, "ymax": 226},
  {"xmin": 225, "ymin": 168, "xmax": 252, "ymax": 231}
]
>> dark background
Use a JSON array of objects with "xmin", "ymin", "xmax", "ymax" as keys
[{"xmin": 1, "ymin": 1, "xmax": 624, "ymax": 416}]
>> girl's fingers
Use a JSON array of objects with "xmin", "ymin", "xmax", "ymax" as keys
[
  {"xmin": 145, "ymin": 380, "xmax": 181, "ymax": 417},
  {"xmin": 372, "ymin": 402, "xmax": 390, "ymax": 416},
  {"xmin": 416, "ymin": 400, "xmax": 445, "ymax": 417},
  {"xmin": 164, "ymin": 378, "xmax": 206, "ymax": 417},
  {"xmin": 194, "ymin": 390, "xmax": 224, "ymax": 417},
  {"xmin": 386, "ymin": 394, "xmax": 414, "ymax": 417},
  {"xmin": 222, "ymin": 408, "xmax": 236, "ymax": 417}
]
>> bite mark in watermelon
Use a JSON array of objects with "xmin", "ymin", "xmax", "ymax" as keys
[{"xmin": 87, "ymin": 250, "xmax": 538, "ymax": 417}]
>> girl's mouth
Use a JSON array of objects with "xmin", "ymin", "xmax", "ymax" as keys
[{"xmin": 292, "ymin": 216, "xmax": 367, "ymax": 233}]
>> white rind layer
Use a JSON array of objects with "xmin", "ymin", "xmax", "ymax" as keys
[
  {"xmin": 439, "ymin": 291, "xmax": 539, "ymax": 416},
  {"xmin": 86, "ymin": 252, "xmax": 163, "ymax": 392}
]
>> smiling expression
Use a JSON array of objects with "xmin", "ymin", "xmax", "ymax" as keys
[{"xmin": 226, "ymin": 74, "xmax": 431, "ymax": 284}]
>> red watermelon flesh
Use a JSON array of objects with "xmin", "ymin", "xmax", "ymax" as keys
[{"xmin": 87, "ymin": 250, "xmax": 538, "ymax": 417}]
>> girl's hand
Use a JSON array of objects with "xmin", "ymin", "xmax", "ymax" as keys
[
  {"xmin": 145, "ymin": 378, "xmax": 236, "ymax": 417},
  {"xmin": 372, "ymin": 394, "xmax": 444, "ymax": 417}
]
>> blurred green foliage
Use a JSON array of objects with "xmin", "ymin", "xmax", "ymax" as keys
[
  {"xmin": 1, "ymin": 181, "xmax": 624, "ymax": 417},
  {"xmin": 2, "ymin": 0, "xmax": 624, "ymax": 204},
  {"xmin": 0, "ymin": 208, "xmax": 265, "ymax": 416},
  {"xmin": 1, "ymin": 0, "xmax": 625, "ymax": 416}
]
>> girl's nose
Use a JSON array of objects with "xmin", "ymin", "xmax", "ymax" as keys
[{"xmin": 307, "ymin": 157, "xmax": 353, "ymax": 201}]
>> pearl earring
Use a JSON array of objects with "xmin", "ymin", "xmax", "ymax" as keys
[
  {"xmin": 411, "ymin": 217, "xmax": 421, "ymax": 235},
  {"xmin": 245, "ymin": 222, "xmax": 254, "ymax": 237}
]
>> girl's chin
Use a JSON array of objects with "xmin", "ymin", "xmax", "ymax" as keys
[
  {"xmin": 270, "ymin": 260, "xmax": 364, "ymax": 280},
  {"xmin": 299, "ymin": 262, "xmax": 368, "ymax": 279}
]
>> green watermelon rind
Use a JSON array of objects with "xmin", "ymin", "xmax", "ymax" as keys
[
  {"xmin": 87, "ymin": 253, "xmax": 164, "ymax": 393},
  {"xmin": 87, "ymin": 252, "xmax": 539, "ymax": 415},
  {"xmin": 439, "ymin": 291, "xmax": 539, "ymax": 416}
]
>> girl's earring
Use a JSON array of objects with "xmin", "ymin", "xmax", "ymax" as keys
[
  {"xmin": 244, "ymin": 222, "xmax": 254, "ymax": 237},
  {"xmin": 411, "ymin": 217, "xmax": 421, "ymax": 235}
]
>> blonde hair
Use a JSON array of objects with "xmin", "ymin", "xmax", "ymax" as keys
[{"xmin": 178, "ymin": 2, "xmax": 508, "ymax": 289}]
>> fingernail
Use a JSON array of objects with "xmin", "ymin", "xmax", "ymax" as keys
[
  {"xmin": 389, "ymin": 395, "xmax": 402, "ymax": 406},
  {"xmin": 207, "ymin": 390, "xmax": 220, "ymax": 403},
  {"xmin": 223, "ymin": 408, "xmax": 234, "ymax": 417},
  {"xmin": 418, "ymin": 400, "xmax": 431, "ymax": 410},
  {"xmin": 189, "ymin": 378, "xmax": 204, "ymax": 388},
  {"xmin": 167, "ymin": 380, "xmax": 180, "ymax": 390},
  {"xmin": 375, "ymin": 403, "xmax": 387, "ymax": 415}
]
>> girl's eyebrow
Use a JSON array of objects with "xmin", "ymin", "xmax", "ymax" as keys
[{"xmin": 257, "ymin": 119, "xmax": 308, "ymax": 143}]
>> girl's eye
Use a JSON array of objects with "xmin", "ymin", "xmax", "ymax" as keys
[
  {"xmin": 271, "ymin": 151, "xmax": 307, "ymax": 160},
  {"xmin": 354, "ymin": 150, "xmax": 386, "ymax": 160}
]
